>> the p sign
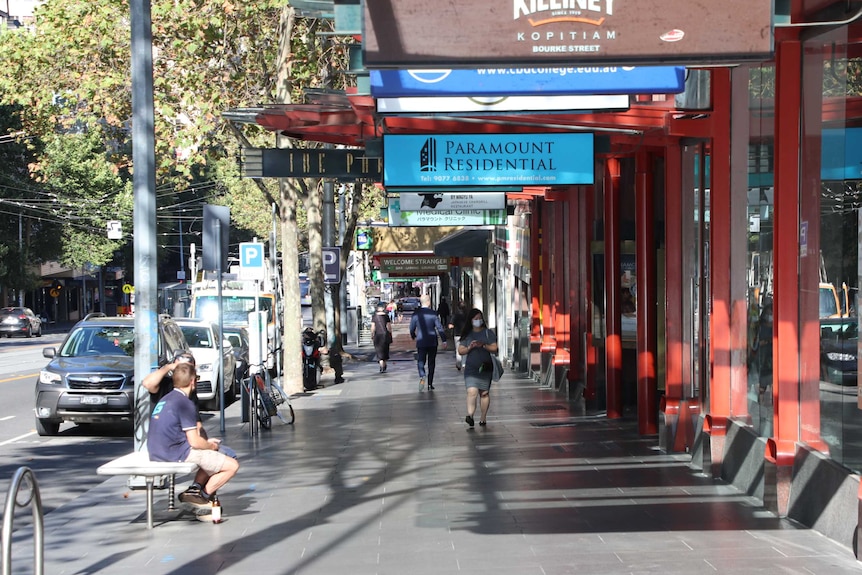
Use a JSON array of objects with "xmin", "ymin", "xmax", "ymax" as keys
[
  {"xmin": 239, "ymin": 242, "xmax": 265, "ymax": 281},
  {"xmin": 323, "ymin": 247, "xmax": 341, "ymax": 284}
]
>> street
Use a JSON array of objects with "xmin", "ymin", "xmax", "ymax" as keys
[{"xmin": 0, "ymin": 333, "xmax": 133, "ymax": 519}]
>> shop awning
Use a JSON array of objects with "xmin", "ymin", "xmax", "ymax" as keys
[{"xmin": 434, "ymin": 229, "xmax": 491, "ymax": 258}]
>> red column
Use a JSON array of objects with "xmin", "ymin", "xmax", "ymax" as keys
[
  {"xmin": 605, "ymin": 158, "xmax": 623, "ymax": 418},
  {"xmin": 662, "ymin": 143, "xmax": 691, "ymax": 452},
  {"xmin": 770, "ymin": 39, "xmax": 802, "ymax": 476},
  {"xmin": 530, "ymin": 206, "xmax": 543, "ymax": 374},
  {"xmin": 569, "ymin": 188, "xmax": 582, "ymax": 384},
  {"xmin": 798, "ymin": 41, "xmax": 825, "ymax": 452},
  {"xmin": 584, "ymin": 185, "xmax": 597, "ymax": 401},
  {"xmin": 709, "ymin": 68, "xmax": 733, "ymax": 425},
  {"xmin": 636, "ymin": 150, "xmax": 658, "ymax": 434}
]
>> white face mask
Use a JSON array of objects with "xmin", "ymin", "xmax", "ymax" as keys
[{"xmin": 472, "ymin": 319, "xmax": 484, "ymax": 328}]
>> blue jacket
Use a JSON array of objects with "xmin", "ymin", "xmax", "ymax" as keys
[{"xmin": 409, "ymin": 307, "xmax": 447, "ymax": 349}]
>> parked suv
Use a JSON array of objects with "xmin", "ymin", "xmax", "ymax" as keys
[{"xmin": 34, "ymin": 314, "xmax": 189, "ymax": 436}]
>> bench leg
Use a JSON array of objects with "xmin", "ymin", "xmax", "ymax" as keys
[
  {"xmin": 146, "ymin": 477, "xmax": 154, "ymax": 530},
  {"xmin": 167, "ymin": 474, "xmax": 177, "ymax": 511}
]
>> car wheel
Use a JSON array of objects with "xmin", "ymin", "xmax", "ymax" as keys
[
  {"xmin": 25, "ymin": 325, "xmax": 32, "ymax": 338},
  {"xmin": 35, "ymin": 417, "xmax": 60, "ymax": 436},
  {"xmin": 35, "ymin": 324, "xmax": 42, "ymax": 337}
]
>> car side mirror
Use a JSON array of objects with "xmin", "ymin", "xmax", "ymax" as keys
[{"xmin": 43, "ymin": 347, "xmax": 56, "ymax": 359}]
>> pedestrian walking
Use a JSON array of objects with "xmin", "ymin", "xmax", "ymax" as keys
[
  {"xmin": 409, "ymin": 294, "xmax": 447, "ymax": 390},
  {"xmin": 450, "ymin": 301, "xmax": 467, "ymax": 370},
  {"xmin": 437, "ymin": 296, "xmax": 450, "ymax": 327},
  {"xmin": 457, "ymin": 308, "xmax": 497, "ymax": 427},
  {"xmin": 371, "ymin": 303, "xmax": 392, "ymax": 373}
]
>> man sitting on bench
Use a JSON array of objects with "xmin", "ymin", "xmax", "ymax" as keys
[{"xmin": 147, "ymin": 361, "xmax": 239, "ymax": 517}]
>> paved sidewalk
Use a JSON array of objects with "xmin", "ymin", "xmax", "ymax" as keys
[{"xmin": 8, "ymin": 324, "xmax": 862, "ymax": 574}]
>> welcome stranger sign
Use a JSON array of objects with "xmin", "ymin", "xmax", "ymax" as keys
[{"xmin": 363, "ymin": 0, "xmax": 773, "ymax": 67}]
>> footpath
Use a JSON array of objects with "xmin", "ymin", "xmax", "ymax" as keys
[{"xmin": 7, "ymin": 317, "xmax": 862, "ymax": 574}]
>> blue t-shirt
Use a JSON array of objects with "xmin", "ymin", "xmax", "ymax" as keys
[
  {"xmin": 148, "ymin": 389, "xmax": 198, "ymax": 462},
  {"xmin": 460, "ymin": 328, "xmax": 497, "ymax": 377}
]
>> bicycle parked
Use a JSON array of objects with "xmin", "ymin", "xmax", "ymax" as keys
[{"xmin": 244, "ymin": 367, "xmax": 294, "ymax": 429}]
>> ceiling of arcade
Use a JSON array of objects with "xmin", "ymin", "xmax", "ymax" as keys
[{"xmin": 227, "ymin": 0, "xmax": 862, "ymax": 151}]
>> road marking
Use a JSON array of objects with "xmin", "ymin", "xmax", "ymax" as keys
[
  {"xmin": 0, "ymin": 416, "xmax": 13, "ymax": 421},
  {"xmin": 0, "ymin": 373, "xmax": 37, "ymax": 383},
  {"xmin": 0, "ymin": 431, "xmax": 36, "ymax": 446}
]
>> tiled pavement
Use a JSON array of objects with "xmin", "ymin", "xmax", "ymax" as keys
[{"xmin": 8, "ymin": 318, "xmax": 862, "ymax": 574}]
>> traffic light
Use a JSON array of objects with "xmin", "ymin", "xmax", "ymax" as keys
[{"xmin": 51, "ymin": 280, "xmax": 63, "ymax": 292}]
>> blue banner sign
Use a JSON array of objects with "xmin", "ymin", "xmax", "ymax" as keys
[
  {"xmin": 370, "ymin": 67, "xmax": 685, "ymax": 98},
  {"xmin": 383, "ymin": 133, "xmax": 594, "ymax": 187}
]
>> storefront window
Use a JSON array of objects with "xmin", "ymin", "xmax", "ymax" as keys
[
  {"xmin": 806, "ymin": 32, "xmax": 861, "ymax": 471},
  {"xmin": 747, "ymin": 65, "xmax": 775, "ymax": 436}
]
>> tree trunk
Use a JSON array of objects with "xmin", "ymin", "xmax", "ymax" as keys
[{"xmin": 275, "ymin": 6, "xmax": 304, "ymax": 396}]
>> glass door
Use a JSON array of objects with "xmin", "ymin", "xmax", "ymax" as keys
[{"xmin": 681, "ymin": 141, "xmax": 710, "ymax": 405}]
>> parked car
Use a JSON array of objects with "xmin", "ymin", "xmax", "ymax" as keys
[
  {"xmin": 175, "ymin": 318, "xmax": 236, "ymax": 411},
  {"xmin": 820, "ymin": 317, "xmax": 858, "ymax": 385},
  {"xmin": 400, "ymin": 297, "xmax": 421, "ymax": 312},
  {"xmin": 0, "ymin": 307, "xmax": 42, "ymax": 338},
  {"xmin": 223, "ymin": 326, "xmax": 250, "ymax": 393},
  {"xmin": 34, "ymin": 314, "xmax": 189, "ymax": 436}
]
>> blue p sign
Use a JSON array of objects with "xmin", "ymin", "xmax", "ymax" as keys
[{"xmin": 239, "ymin": 242, "xmax": 265, "ymax": 280}]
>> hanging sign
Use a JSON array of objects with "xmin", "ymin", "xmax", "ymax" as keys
[
  {"xmin": 397, "ymin": 192, "xmax": 506, "ymax": 211},
  {"xmin": 388, "ymin": 199, "xmax": 507, "ymax": 227},
  {"xmin": 383, "ymin": 133, "xmax": 594, "ymax": 187},
  {"xmin": 364, "ymin": 0, "xmax": 773, "ymax": 68},
  {"xmin": 370, "ymin": 67, "xmax": 686, "ymax": 97}
]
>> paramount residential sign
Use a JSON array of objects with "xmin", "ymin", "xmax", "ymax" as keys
[
  {"xmin": 383, "ymin": 133, "xmax": 594, "ymax": 187},
  {"xmin": 363, "ymin": 0, "xmax": 773, "ymax": 67}
]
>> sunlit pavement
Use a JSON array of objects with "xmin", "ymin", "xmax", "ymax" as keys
[{"xmin": 10, "ymin": 319, "xmax": 862, "ymax": 575}]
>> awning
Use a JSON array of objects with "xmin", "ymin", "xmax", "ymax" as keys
[{"xmin": 434, "ymin": 229, "xmax": 491, "ymax": 258}]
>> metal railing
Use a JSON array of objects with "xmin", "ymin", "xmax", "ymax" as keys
[{"xmin": 2, "ymin": 467, "xmax": 44, "ymax": 575}]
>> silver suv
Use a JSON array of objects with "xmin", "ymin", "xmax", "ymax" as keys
[{"xmin": 34, "ymin": 314, "xmax": 189, "ymax": 436}]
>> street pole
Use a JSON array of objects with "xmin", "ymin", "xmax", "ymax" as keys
[{"xmin": 130, "ymin": 0, "xmax": 158, "ymax": 453}]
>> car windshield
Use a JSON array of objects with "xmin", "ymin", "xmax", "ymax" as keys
[
  {"xmin": 180, "ymin": 326, "xmax": 213, "ymax": 348},
  {"xmin": 60, "ymin": 326, "xmax": 135, "ymax": 357},
  {"xmin": 821, "ymin": 320, "xmax": 858, "ymax": 341},
  {"xmin": 225, "ymin": 332, "xmax": 245, "ymax": 349}
]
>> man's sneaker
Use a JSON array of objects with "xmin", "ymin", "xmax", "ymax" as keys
[
  {"xmin": 419, "ymin": 377, "xmax": 425, "ymax": 391},
  {"xmin": 179, "ymin": 490, "xmax": 210, "ymax": 507},
  {"xmin": 178, "ymin": 486, "xmax": 202, "ymax": 504}
]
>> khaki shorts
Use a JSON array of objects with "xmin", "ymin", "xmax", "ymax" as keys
[{"xmin": 185, "ymin": 448, "xmax": 228, "ymax": 475}]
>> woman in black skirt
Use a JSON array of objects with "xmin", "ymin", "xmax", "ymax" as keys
[{"xmin": 370, "ymin": 303, "xmax": 392, "ymax": 372}]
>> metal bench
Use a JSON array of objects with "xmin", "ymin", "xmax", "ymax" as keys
[{"xmin": 96, "ymin": 451, "xmax": 198, "ymax": 529}]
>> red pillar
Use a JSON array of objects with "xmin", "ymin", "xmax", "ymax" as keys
[
  {"xmin": 769, "ymin": 38, "xmax": 802, "ymax": 514},
  {"xmin": 662, "ymin": 143, "xmax": 688, "ymax": 450},
  {"xmin": 583, "ymin": 185, "xmax": 597, "ymax": 401},
  {"xmin": 605, "ymin": 158, "xmax": 623, "ymax": 419},
  {"xmin": 530, "ymin": 205, "xmax": 543, "ymax": 374},
  {"xmin": 568, "ymin": 188, "xmax": 582, "ymax": 384},
  {"xmin": 708, "ymin": 68, "xmax": 733, "ymax": 425},
  {"xmin": 636, "ymin": 150, "xmax": 657, "ymax": 434}
]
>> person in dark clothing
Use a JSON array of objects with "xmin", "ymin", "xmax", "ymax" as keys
[
  {"xmin": 437, "ymin": 297, "xmax": 450, "ymax": 327},
  {"xmin": 450, "ymin": 302, "xmax": 467, "ymax": 370},
  {"xmin": 409, "ymin": 294, "xmax": 447, "ymax": 391},
  {"xmin": 457, "ymin": 308, "xmax": 497, "ymax": 427},
  {"xmin": 370, "ymin": 303, "xmax": 392, "ymax": 373}
]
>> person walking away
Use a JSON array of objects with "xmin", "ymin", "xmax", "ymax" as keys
[
  {"xmin": 370, "ymin": 303, "xmax": 392, "ymax": 372},
  {"xmin": 386, "ymin": 299, "xmax": 397, "ymax": 323},
  {"xmin": 450, "ymin": 302, "xmax": 467, "ymax": 370},
  {"xmin": 409, "ymin": 294, "xmax": 447, "ymax": 390},
  {"xmin": 437, "ymin": 297, "xmax": 450, "ymax": 328},
  {"xmin": 148, "ymin": 362, "xmax": 240, "ymax": 517},
  {"xmin": 457, "ymin": 308, "xmax": 497, "ymax": 427}
]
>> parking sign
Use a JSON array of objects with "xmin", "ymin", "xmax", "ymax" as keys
[{"xmin": 239, "ymin": 242, "xmax": 265, "ymax": 280}]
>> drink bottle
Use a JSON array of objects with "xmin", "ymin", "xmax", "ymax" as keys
[{"xmin": 211, "ymin": 495, "xmax": 222, "ymax": 524}]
